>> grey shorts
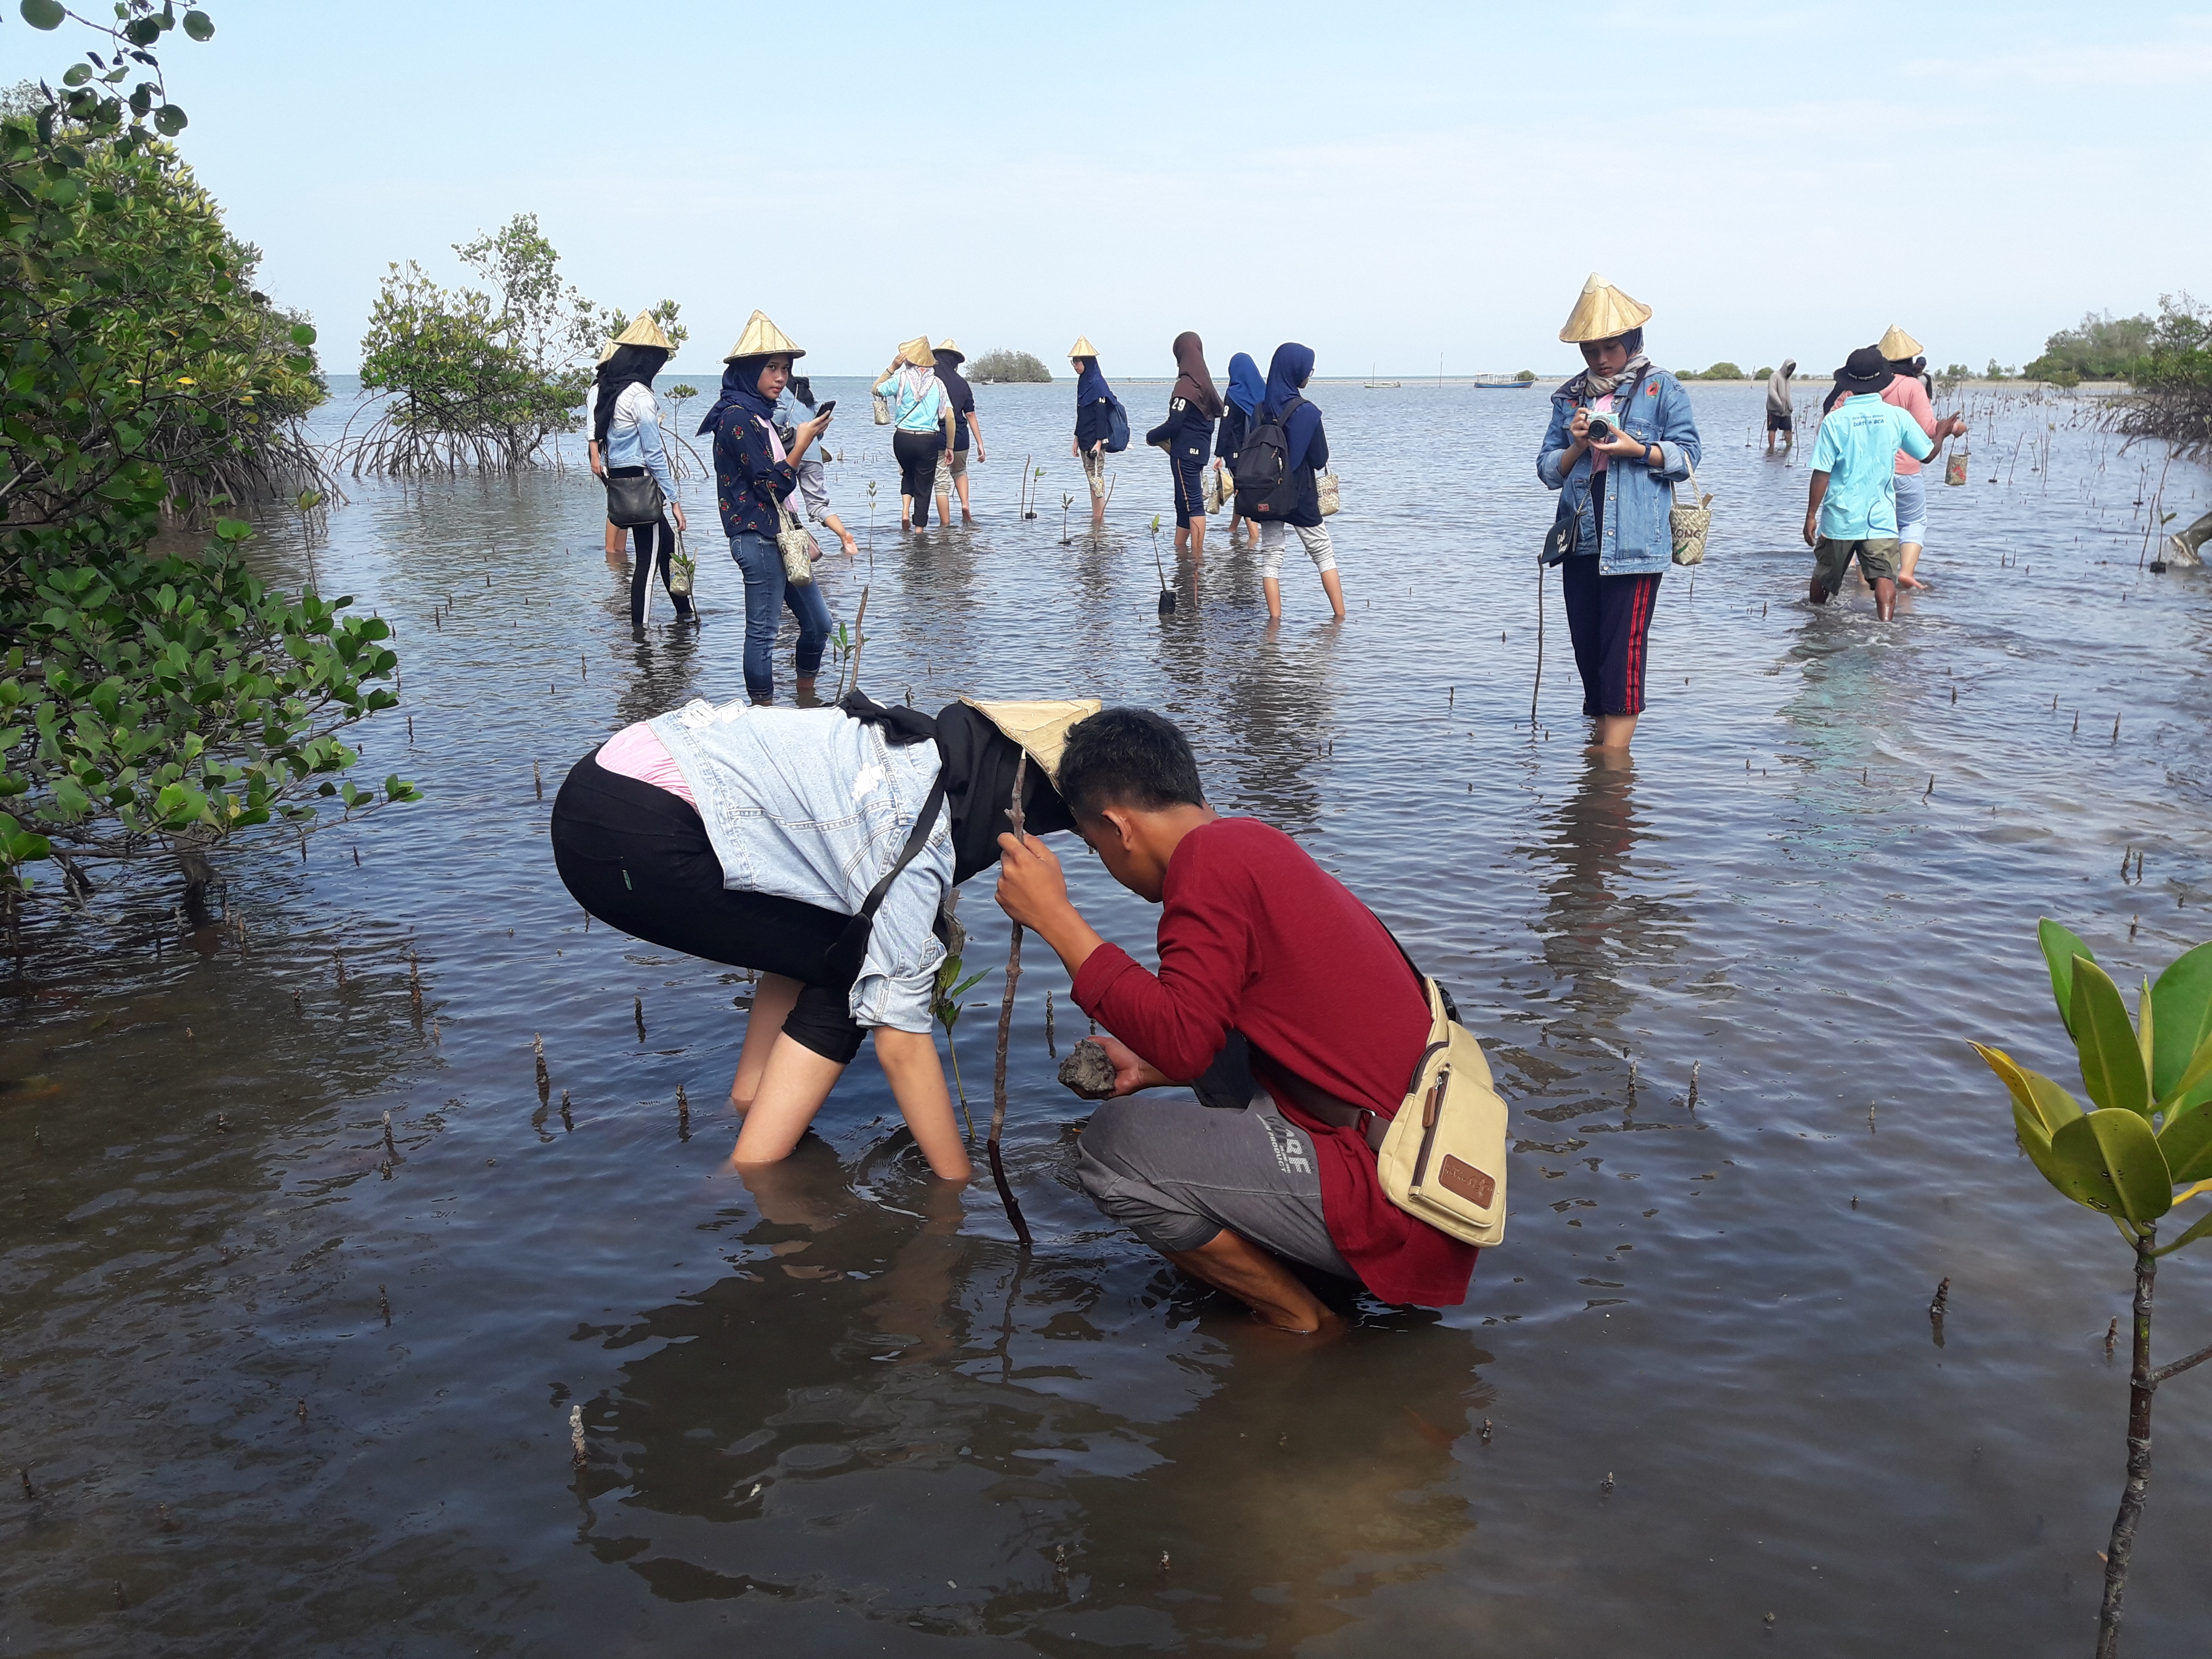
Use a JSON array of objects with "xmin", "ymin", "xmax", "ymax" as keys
[
  {"xmin": 1074, "ymin": 1038, "xmax": 1354, "ymax": 1280},
  {"xmin": 1813, "ymin": 535, "xmax": 1900, "ymax": 594}
]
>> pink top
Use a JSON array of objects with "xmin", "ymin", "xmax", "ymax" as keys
[
  {"xmin": 597, "ymin": 720, "xmax": 696, "ymax": 808},
  {"xmin": 1879, "ymin": 376, "xmax": 1938, "ymax": 475},
  {"xmin": 1588, "ymin": 392, "xmax": 1617, "ymax": 475}
]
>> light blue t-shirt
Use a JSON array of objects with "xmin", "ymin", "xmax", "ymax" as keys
[{"xmin": 1812, "ymin": 394, "xmax": 1934, "ymax": 539}]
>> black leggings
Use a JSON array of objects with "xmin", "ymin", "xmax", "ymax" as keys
[
  {"xmin": 623, "ymin": 506, "xmax": 691, "ymax": 627},
  {"xmin": 892, "ymin": 429, "xmax": 943, "ymax": 515},
  {"xmin": 549, "ymin": 751, "xmax": 864, "ymax": 1061}
]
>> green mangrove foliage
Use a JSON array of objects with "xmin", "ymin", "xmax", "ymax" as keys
[
  {"xmin": 2, "ymin": 1, "xmax": 414, "ymax": 936},
  {"xmin": 968, "ymin": 348, "xmax": 1051, "ymax": 383},
  {"xmin": 2107, "ymin": 294, "xmax": 2211, "ymax": 461},
  {"xmin": 2026, "ymin": 311, "xmax": 2157, "ymax": 387},
  {"xmin": 1972, "ymin": 919, "xmax": 2212, "ymax": 1657},
  {"xmin": 346, "ymin": 213, "xmax": 684, "ymax": 475}
]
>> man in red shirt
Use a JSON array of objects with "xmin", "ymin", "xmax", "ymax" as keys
[{"xmin": 995, "ymin": 708, "xmax": 1477, "ymax": 1332}]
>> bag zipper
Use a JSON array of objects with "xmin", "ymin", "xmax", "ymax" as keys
[{"xmin": 1410, "ymin": 1067, "xmax": 1449, "ymax": 1191}]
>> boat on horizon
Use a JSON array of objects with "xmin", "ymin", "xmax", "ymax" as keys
[{"xmin": 1473, "ymin": 377, "xmax": 1537, "ymax": 391}]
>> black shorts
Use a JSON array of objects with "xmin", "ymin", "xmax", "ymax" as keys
[
  {"xmin": 549, "ymin": 750, "xmax": 865, "ymax": 1062},
  {"xmin": 1766, "ymin": 411, "xmax": 1793, "ymax": 433}
]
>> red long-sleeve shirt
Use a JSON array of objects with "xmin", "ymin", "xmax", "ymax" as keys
[{"xmin": 1070, "ymin": 817, "xmax": 1478, "ymax": 1307}]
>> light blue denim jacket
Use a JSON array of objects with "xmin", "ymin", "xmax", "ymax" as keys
[
  {"xmin": 1536, "ymin": 370, "xmax": 1702, "ymax": 575},
  {"xmin": 648, "ymin": 703, "xmax": 950, "ymax": 1032},
  {"xmin": 596, "ymin": 383, "xmax": 677, "ymax": 502}
]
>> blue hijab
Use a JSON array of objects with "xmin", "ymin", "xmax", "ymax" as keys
[
  {"xmin": 1262, "ymin": 342, "xmax": 1322, "ymax": 471},
  {"xmin": 1074, "ymin": 356, "xmax": 1111, "ymax": 407},
  {"xmin": 698, "ymin": 356, "xmax": 780, "ymax": 439},
  {"xmin": 1225, "ymin": 352, "xmax": 1264, "ymax": 419}
]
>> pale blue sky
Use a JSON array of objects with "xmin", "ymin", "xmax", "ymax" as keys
[{"xmin": 18, "ymin": 1, "xmax": 2208, "ymax": 377}]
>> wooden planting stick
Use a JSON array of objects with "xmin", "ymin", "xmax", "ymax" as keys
[
  {"xmin": 988, "ymin": 752, "xmax": 1035, "ymax": 1247},
  {"xmin": 1530, "ymin": 561, "xmax": 1546, "ymax": 727}
]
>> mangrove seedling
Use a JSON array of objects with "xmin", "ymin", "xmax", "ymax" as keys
[
  {"xmin": 1970, "ymin": 918, "xmax": 2212, "ymax": 1657},
  {"xmin": 1059, "ymin": 491, "xmax": 1076, "ymax": 546},
  {"xmin": 933, "ymin": 951, "xmax": 991, "ymax": 1138},
  {"xmin": 987, "ymin": 753, "xmax": 1035, "ymax": 1246},
  {"xmin": 1149, "ymin": 513, "xmax": 1175, "ymax": 614}
]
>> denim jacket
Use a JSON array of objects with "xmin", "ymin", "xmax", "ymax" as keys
[
  {"xmin": 1536, "ymin": 370, "xmax": 1702, "ymax": 576},
  {"xmin": 592, "ymin": 384, "xmax": 677, "ymax": 501},
  {"xmin": 648, "ymin": 702, "xmax": 950, "ymax": 1033}
]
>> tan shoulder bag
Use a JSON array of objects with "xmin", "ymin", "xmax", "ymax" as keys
[{"xmin": 1371, "ymin": 976, "xmax": 1510, "ymax": 1246}]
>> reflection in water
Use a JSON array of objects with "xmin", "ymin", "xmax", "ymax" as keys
[
  {"xmin": 584, "ymin": 1130, "xmax": 1491, "ymax": 1647},
  {"xmin": 1527, "ymin": 750, "xmax": 1691, "ymax": 1032},
  {"xmin": 1212, "ymin": 623, "xmax": 1344, "ymax": 832},
  {"xmin": 611, "ymin": 624, "xmax": 705, "ymax": 729}
]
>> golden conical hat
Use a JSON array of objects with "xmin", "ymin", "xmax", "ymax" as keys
[
  {"xmin": 1068, "ymin": 335, "xmax": 1098, "ymax": 360},
  {"xmin": 596, "ymin": 339, "xmax": 619, "ymax": 365},
  {"xmin": 1558, "ymin": 273, "xmax": 1654, "ymax": 343},
  {"xmin": 612, "ymin": 311, "xmax": 672, "ymax": 352},
  {"xmin": 1877, "ymin": 324, "xmax": 1923, "ymax": 361},
  {"xmin": 899, "ymin": 335, "xmax": 937, "ymax": 368},
  {"xmin": 722, "ymin": 309, "xmax": 805, "ymax": 363},
  {"xmin": 935, "ymin": 338, "xmax": 963, "ymax": 360},
  {"xmin": 962, "ymin": 698, "xmax": 1102, "ymax": 786}
]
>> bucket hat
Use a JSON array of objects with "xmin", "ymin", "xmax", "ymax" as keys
[
  {"xmin": 723, "ymin": 310, "xmax": 804, "ymax": 363},
  {"xmin": 962, "ymin": 698, "xmax": 1101, "ymax": 786},
  {"xmin": 1068, "ymin": 335, "xmax": 1100, "ymax": 360},
  {"xmin": 1835, "ymin": 345, "xmax": 1895, "ymax": 393},
  {"xmin": 1558, "ymin": 274, "xmax": 1653, "ymax": 343},
  {"xmin": 611, "ymin": 311, "xmax": 673, "ymax": 353},
  {"xmin": 1877, "ymin": 325, "xmax": 1923, "ymax": 362},
  {"xmin": 898, "ymin": 335, "xmax": 937, "ymax": 368},
  {"xmin": 935, "ymin": 338, "xmax": 965, "ymax": 362}
]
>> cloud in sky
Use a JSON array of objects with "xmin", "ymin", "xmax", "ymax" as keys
[{"xmin": 65, "ymin": 0, "xmax": 2211, "ymax": 378}]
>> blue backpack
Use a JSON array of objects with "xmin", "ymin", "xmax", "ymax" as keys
[{"xmin": 1104, "ymin": 395, "xmax": 1130, "ymax": 454}]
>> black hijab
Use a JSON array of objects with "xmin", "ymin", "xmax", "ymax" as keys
[
  {"xmin": 592, "ymin": 343, "xmax": 667, "ymax": 448},
  {"xmin": 935, "ymin": 353, "xmax": 975, "ymax": 417}
]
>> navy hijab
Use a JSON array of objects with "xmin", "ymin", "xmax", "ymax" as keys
[
  {"xmin": 1225, "ymin": 352, "xmax": 1264, "ymax": 418},
  {"xmin": 1262, "ymin": 342, "xmax": 1322, "ymax": 470},
  {"xmin": 698, "ymin": 355, "xmax": 782, "ymax": 439},
  {"xmin": 1073, "ymin": 356, "xmax": 1111, "ymax": 407}
]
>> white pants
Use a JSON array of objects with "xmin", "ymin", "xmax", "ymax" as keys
[{"xmin": 1258, "ymin": 520, "xmax": 1336, "ymax": 578}]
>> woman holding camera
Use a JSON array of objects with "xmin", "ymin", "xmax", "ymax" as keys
[{"xmin": 1536, "ymin": 274, "xmax": 1701, "ymax": 753}]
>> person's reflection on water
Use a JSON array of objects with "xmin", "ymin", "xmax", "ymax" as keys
[
  {"xmin": 608, "ymin": 621, "xmax": 704, "ymax": 730},
  {"xmin": 1530, "ymin": 748, "xmax": 1688, "ymax": 1030},
  {"xmin": 579, "ymin": 1134, "xmax": 1490, "ymax": 1650},
  {"xmin": 1211, "ymin": 619, "xmax": 1344, "ymax": 835}
]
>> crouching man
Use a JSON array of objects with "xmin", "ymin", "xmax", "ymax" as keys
[{"xmin": 993, "ymin": 708, "xmax": 1477, "ymax": 1331}]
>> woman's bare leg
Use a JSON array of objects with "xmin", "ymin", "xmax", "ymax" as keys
[
  {"xmin": 954, "ymin": 467, "xmax": 974, "ymax": 524},
  {"xmin": 1189, "ymin": 514, "xmax": 1207, "ymax": 560},
  {"xmin": 730, "ymin": 973, "xmax": 802, "ymax": 1108},
  {"xmin": 1590, "ymin": 713, "xmax": 1640, "ymax": 751},
  {"xmin": 873, "ymin": 1026, "xmax": 972, "ymax": 1180},
  {"xmin": 730, "ymin": 1032, "xmax": 847, "ymax": 1164},
  {"xmin": 1263, "ymin": 574, "xmax": 1283, "ymax": 621},
  {"xmin": 1319, "ymin": 568, "xmax": 1347, "ymax": 620}
]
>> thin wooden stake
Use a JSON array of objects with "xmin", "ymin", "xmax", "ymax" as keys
[{"xmin": 988, "ymin": 753, "xmax": 1035, "ymax": 1247}]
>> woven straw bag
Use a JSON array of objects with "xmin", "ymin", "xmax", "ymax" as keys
[
  {"xmin": 1203, "ymin": 463, "xmax": 1230, "ymax": 515},
  {"xmin": 775, "ymin": 504, "xmax": 816, "ymax": 586},
  {"xmin": 1316, "ymin": 469, "xmax": 1341, "ymax": 518},
  {"xmin": 872, "ymin": 391, "xmax": 891, "ymax": 425},
  {"xmin": 667, "ymin": 527, "xmax": 694, "ymax": 597},
  {"xmin": 1669, "ymin": 465, "xmax": 1713, "ymax": 566}
]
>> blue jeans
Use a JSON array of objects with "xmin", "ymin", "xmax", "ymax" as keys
[{"xmin": 730, "ymin": 531, "xmax": 833, "ymax": 702}]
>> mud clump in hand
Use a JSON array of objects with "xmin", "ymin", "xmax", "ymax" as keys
[{"xmin": 1058, "ymin": 1038, "xmax": 1118, "ymax": 1099}]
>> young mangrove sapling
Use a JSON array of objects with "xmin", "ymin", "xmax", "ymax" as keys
[
  {"xmin": 987, "ymin": 752, "xmax": 1035, "ymax": 1246},
  {"xmin": 1970, "ymin": 918, "xmax": 2212, "ymax": 1657}
]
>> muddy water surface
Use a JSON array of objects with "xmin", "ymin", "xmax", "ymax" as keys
[{"xmin": 5, "ymin": 378, "xmax": 2211, "ymax": 1656}]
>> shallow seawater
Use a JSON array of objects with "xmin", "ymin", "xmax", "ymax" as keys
[{"xmin": 5, "ymin": 378, "xmax": 2211, "ymax": 1656}]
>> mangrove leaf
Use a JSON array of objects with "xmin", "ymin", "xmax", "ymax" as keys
[
  {"xmin": 2158, "ymin": 1101, "xmax": 2212, "ymax": 1186},
  {"xmin": 2039, "ymin": 918, "xmax": 2093, "ymax": 1035},
  {"xmin": 2152, "ymin": 1209, "xmax": 2212, "ymax": 1258},
  {"xmin": 2052, "ymin": 1110, "xmax": 2173, "ymax": 1225},
  {"xmin": 2150, "ymin": 940, "xmax": 2212, "ymax": 1103},
  {"xmin": 2072, "ymin": 960, "xmax": 2150, "ymax": 1118},
  {"xmin": 1973, "ymin": 1042, "xmax": 2086, "ymax": 1138}
]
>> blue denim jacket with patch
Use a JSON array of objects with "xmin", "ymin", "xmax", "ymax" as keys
[
  {"xmin": 648, "ymin": 703, "xmax": 950, "ymax": 1033},
  {"xmin": 1536, "ymin": 370, "xmax": 1702, "ymax": 576}
]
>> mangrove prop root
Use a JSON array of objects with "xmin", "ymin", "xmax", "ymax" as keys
[{"xmin": 988, "ymin": 753, "xmax": 1034, "ymax": 1247}]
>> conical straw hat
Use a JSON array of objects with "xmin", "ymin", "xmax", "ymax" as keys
[
  {"xmin": 596, "ymin": 339, "xmax": 620, "ymax": 365},
  {"xmin": 1068, "ymin": 335, "xmax": 1098, "ymax": 360},
  {"xmin": 935, "ymin": 338, "xmax": 963, "ymax": 360},
  {"xmin": 612, "ymin": 311, "xmax": 672, "ymax": 352},
  {"xmin": 1558, "ymin": 273, "xmax": 1654, "ymax": 343},
  {"xmin": 963, "ymin": 698, "xmax": 1102, "ymax": 786},
  {"xmin": 723, "ymin": 309, "xmax": 805, "ymax": 363},
  {"xmin": 898, "ymin": 335, "xmax": 937, "ymax": 368},
  {"xmin": 1877, "ymin": 324, "xmax": 1923, "ymax": 361}
]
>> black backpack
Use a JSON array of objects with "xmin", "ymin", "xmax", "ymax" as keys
[{"xmin": 1231, "ymin": 394, "xmax": 1305, "ymax": 519}]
